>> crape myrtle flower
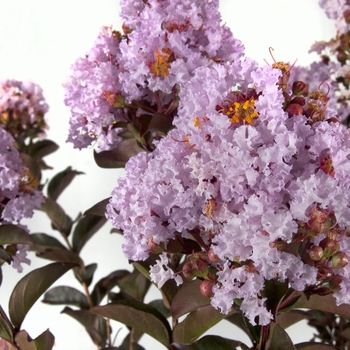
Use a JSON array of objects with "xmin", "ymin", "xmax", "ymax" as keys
[
  {"xmin": 11, "ymin": 243, "xmax": 31, "ymax": 273},
  {"xmin": 319, "ymin": 0, "xmax": 350, "ymax": 34},
  {"xmin": 64, "ymin": 0, "xmax": 244, "ymax": 151},
  {"xmin": 107, "ymin": 55, "xmax": 350, "ymax": 325},
  {"xmin": 0, "ymin": 79, "xmax": 49, "ymax": 143},
  {"xmin": 0, "ymin": 127, "xmax": 44, "ymax": 223},
  {"xmin": 0, "ymin": 128, "xmax": 44, "ymax": 272}
]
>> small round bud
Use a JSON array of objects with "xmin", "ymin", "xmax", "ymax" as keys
[
  {"xmin": 196, "ymin": 259, "xmax": 209, "ymax": 278},
  {"xmin": 290, "ymin": 96, "xmax": 306, "ymax": 106},
  {"xmin": 182, "ymin": 261, "xmax": 197, "ymax": 279},
  {"xmin": 286, "ymin": 103, "xmax": 304, "ymax": 118},
  {"xmin": 308, "ymin": 246, "xmax": 324, "ymax": 261},
  {"xmin": 332, "ymin": 252, "xmax": 349, "ymax": 269},
  {"xmin": 319, "ymin": 238, "xmax": 340, "ymax": 258},
  {"xmin": 292, "ymin": 81, "xmax": 308, "ymax": 96},
  {"xmin": 329, "ymin": 275, "xmax": 343, "ymax": 291},
  {"xmin": 147, "ymin": 237, "xmax": 163, "ymax": 254},
  {"xmin": 200, "ymin": 280, "xmax": 214, "ymax": 298},
  {"xmin": 208, "ymin": 248, "xmax": 221, "ymax": 263}
]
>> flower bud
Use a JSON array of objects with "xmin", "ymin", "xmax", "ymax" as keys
[
  {"xmin": 329, "ymin": 275, "xmax": 343, "ymax": 291},
  {"xmin": 196, "ymin": 258, "xmax": 209, "ymax": 278},
  {"xmin": 292, "ymin": 81, "xmax": 308, "ymax": 96},
  {"xmin": 182, "ymin": 261, "xmax": 197, "ymax": 279},
  {"xmin": 208, "ymin": 248, "xmax": 221, "ymax": 263},
  {"xmin": 308, "ymin": 246, "xmax": 324, "ymax": 261},
  {"xmin": 319, "ymin": 238, "xmax": 340, "ymax": 258},
  {"xmin": 290, "ymin": 96, "xmax": 306, "ymax": 106},
  {"xmin": 147, "ymin": 237, "xmax": 163, "ymax": 254},
  {"xmin": 200, "ymin": 279, "xmax": 214, "ymax": 298},
  {"xmin": 286, "ymin": 103, "xmax": 304, "ymax": 118},
  {"xmin": 332, "ymin": 252, "xmax": 349, "ymax": 269}
]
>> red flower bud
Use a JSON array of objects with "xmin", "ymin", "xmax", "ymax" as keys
[
  {"xmin": 329, "ymin": 275, "xmax": 343, "ymax": 291},
  {"xmin": 208, "ymin": 248, "xmax": 221, "ymax": 263},
  {"xmin": 332, "ymin": 252, "xmax": 349, "ymax": 269},
  {"xmin": 290, "ymin": 96, "xmax": 306, "ymax": 106},
  {"xmin": 200, "ymin": 279, "xmax": 214, "ymax": 298},
  {"xmin": 319, "ymin": 238, "xmax": 340, "ymax": 258},
  {"xmin": 308, "ymin": 246, "xmax": 324, "ymax": 261},
  {"xmin": 182, "ymin": 261, "xmax": 197, "ymax": 279},
  {"xmin": 286, "ymin": 103, "xmax": 304, "ymax": 118},
  {"xmin": 292, "ymin": 81, "xmax": 308, "ymax": 96}
]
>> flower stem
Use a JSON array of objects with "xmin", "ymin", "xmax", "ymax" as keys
[{"xmin": 257, "ymin": 324, "xmax": 270, "ymax": 350}]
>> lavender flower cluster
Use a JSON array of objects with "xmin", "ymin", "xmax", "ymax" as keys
[
  {"xmin": 106, "ymin": 0, "xmax": 350, "ymax": 326},
  {"xmin": 64, "ymin": 0, "xmax": 243, "ymax": 151},
  {"xmin": 319, "ymin": 0, "xmax": 350, "ymax": 34},
  {"xmin": 0, "ymin": 127, "xmax": 44, "ymax": 271},
  {"xmin": 0, "ymin": 79, "xmax": 47, "ymax": 272},
  {"xmin": 0, "ymin": 79, "xmax": 49, "ymax": 141},
  {"xmin": 0, "ymin": 128, "xmax": 43, "ymax": 223}
]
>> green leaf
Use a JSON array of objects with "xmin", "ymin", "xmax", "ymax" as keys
[
  {"xmin": 39, "ymin": 197, "xmax": 73, "ymax": 236},
  {"xmin": 27, "ymin": 139, "xmax": 59, "ymax": 159},
  {"xmin": 91, "ymin": 270, "xmax": 130, "ymax": 305},
  {"xmin": 14, "ymin": 330, "xmax": 37, "ymax": 350},
  {"xmin": 118, "ymin": 335, "xmax": 146, "ymax": 350},
  {"xmin": 277, "ymin": 310, "xmax": 311, "ymax": 330},
  {"xmin": 119, "ymin": 331, "xmax": 146, "ymax": 350},
  {"xmin": 36, "ymin": 249, "xmax": 82, "ymax": 265},
  {"xmin": 73, "ymin": 263, "xmax": 98, "ymax": 286},
  {"xmin": 294, "ymin": 293, "xmax": 350, "ymax": 318},
  {"xmin": 137, "ymin": 114, "xmax": 152, "ymax": 137},
  {"xmin": 42, "ymin": 286, "xmax": 89, "ymax": 309},
  {"xmin": 266, "ymin": 323, "xmax": 296, "ymax": 350},
  {"xmin": 171, "ymin": 279, "xmax": 211, "ymax": 320},
  {"xmin": 31, "ymin": 233, "xmax": 67, "ymax": 252},
  {"xmin": 0, "ymin": 247, "xmax": 12, "ymax": 264},
  {"xmin": 9, "ymin": 262, "xmax": 77, "ymax": 329},
  {"xmin": 93, "ymin": 138, "xmax": 143, "ymax": 168},
  {"xmin": 33, "ymin": 329, "xmax": 55, "ymax": 350},
  {"xmin": 118, "ymin": 268, "xmax": 151, "ymax": 301},
  {"xmin": 295, "ymin": 343, "xmax": 339, "ymax": 349},
  {"xmin": 225, "ymin": 312, "xmax": 260, "ymax": 344},
  {"xmin": 47, "ymin": 167, "xmax": 84, "ymax": 201},
  {"xmin": 126, "ymin": 124, "xmax": 144, "ymax": 144},
  {"xmin": 147, "ymin": 112, "xmax": 173, "ymax": 135},
  {"xmin": 91, "ymin": 300, "xmax": 171, "ymax": 347},
  {"xmin": 173, "ymin": 306, "xmax": 233, "ymax": 344},
  {"xmin": 0, "ymin": 305, "xmax": 14, "ymax": 342},
  {"xmin": 166, "ymin": 236, "xmax": 201, "ymax": 254},
  {"xmin": 84, "ymin": 198, "xmax": 111, "ymax": 217},
  {"xmin": 170, "ymin": 335, "xmax": 245, "ymax": 350},
  {"xmin": 262, "ymin": 279, "xmax": 289, "ymax": 321},
  {"xmin": 0, "ymin": 225, "xmax": 34, "ymax": 245},
  {"xmin": 14, "ymin": 329, "xmax": 55, "ymax": 350},
  {"xmin": 149, "ymin": 300, "xmax": 171, "ymax": 319},
  {"xmin": 62, "ymin": 307, "xmax": 107, "ymax": 347},
  {"xmin": 72, "ymin": 214, "xmax": 107, "ymax": 254}
]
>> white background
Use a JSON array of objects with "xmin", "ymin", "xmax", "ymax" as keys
[{"xmin": 0, "ymin": 1, "xmax": 336, "ymax": 349}]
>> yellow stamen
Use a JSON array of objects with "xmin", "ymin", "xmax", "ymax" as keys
[
  {"xmin": 150, "ymin": 48, "xmax": 174, "ymax": 77},
  {"xmin": 193, "ymin": 117, "xmax": 202, "ymax": 129},
  {"xmin": 228, "ymin": 98, "xmax": 258, "ymax": 125}
]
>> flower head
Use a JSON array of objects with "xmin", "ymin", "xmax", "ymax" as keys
[{"xmin": 107, "ymin": 51, "xmax": 350, "ymax": 324}]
